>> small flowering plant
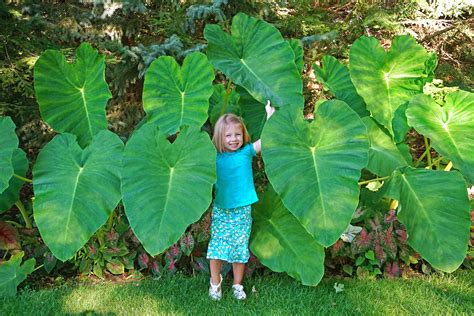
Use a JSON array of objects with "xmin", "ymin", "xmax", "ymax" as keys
[
  {"xmin": 327, "ymin": 205, "xmax": 421, "ymax": 279},
  {"xmin": 75, "ymin": 219, "xmax": 140, "ymax": 278}
]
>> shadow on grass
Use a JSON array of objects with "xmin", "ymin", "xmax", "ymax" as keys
[{"xmin": 2, "ymin": 271, "xmax": 473, "ymax": 315}]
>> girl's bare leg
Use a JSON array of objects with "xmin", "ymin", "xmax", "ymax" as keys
[
  {"xmin": 210, "ymin": 259, "xmax": 223, "ymax": 285},
  {"xmin": 232, "ymin": 263, "xmax": 246, "ymax": 285}
]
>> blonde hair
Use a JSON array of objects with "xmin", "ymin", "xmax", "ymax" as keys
[{"xmin": 212, "ymin": 113, "xmax": 251, "ymax": 153}]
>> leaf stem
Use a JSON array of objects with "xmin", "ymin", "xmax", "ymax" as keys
[
  {"xmin": 106, "ymin": 208, "xmax": 116, "ymax": 231},
  {"xmin": 13, "ymin": 173, "xmax": 32, "ymax": 183},
  {"xmin": 358, "ymin": 176, "xmax": 389, "ymax": 186},
  {"xmin": 15, "ymin": 200, "xmax": 33, "ymax": 229},
  {"xmin": 33, "ymin": 264, "xmax": 44, "ymax": 272},
  {"xmin": 424, "ymin": 137, "xmax": 432, "ymax": 167},
  {"xmin": 389, "ymin": 199, "xmax": 399, "ymax": 210},
  {"xmin": 413, "ymin": 151, "xmax": 428, "ymax": 167},
  {"xmin": 5, "ymin": 220, "xmax": 22, "ymax": 228},
  {"xmin": 430, "ymin": 156, "xmax": 444, "ymax": 169},
  {"xmin": 444, "ymin": 161, "xmax": 453, "ymax": 171},
  {"xmin": 221, "ymin": 79, "xmax": 233, "ymax": 116}
]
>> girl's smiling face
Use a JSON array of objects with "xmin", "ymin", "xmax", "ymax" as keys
[{"xmin": 223, "ymin": 123, "xmax": 243, "ymax": 152}]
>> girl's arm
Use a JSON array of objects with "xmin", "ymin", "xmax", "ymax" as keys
[{"xmin": 253, "ymin": 100, "xmax": 275, "ymax": 154}]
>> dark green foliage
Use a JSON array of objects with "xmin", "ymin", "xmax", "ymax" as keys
[
  {"xmin": 185, "ymin": 0, "xmax": 228, "ymax": 33},
  {"xmin": 0, "ymin": 1, "xmax": 472, "ymax": 289},
  {"xmin": 108, "ymin": 35, "xmax": 186, "ymax": 95}
]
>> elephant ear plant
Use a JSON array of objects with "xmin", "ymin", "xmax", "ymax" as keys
[
  {"xmin": 0, "ymin": 14, "xmax": 472, "ymax": 295},
  {"xmin": 313, "ymin": 35, "xmax": 472, "ymax": 273},
  {"xmin": 32, "ymin": 43, "xmax": 124, "ymax": 262},
  {"xmin": 2, "ymin": 42, "xmax": 217, "ymax": 296},
  {"xmin": 123, "ymin": 51, "xmax": 216, "ymax": 256}
]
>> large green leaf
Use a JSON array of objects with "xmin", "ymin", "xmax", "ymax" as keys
[
  {"xmin": 313, "ymin": 56, "xmax": 368, "ymax": 117},
  {"xmin": 237, "ymin": 86, "xmax": 266, "ymax": 142},
  {"xmin": 288, "ymin": 39, "xmax": 304, "ymax": 73},
  {"xmin": 0, "ymin": 149, "xmax": 28, "ymax": 212},
  {"xmin": 262, "ymin": 100, "xmax": 369, "ymax": 246},
  {"xmin": 33, "ymin": 131, "xmax": 123, "ymax": 261},
  {"xmin": 143, "ymin": 52, "xmax": 214, "ymax": 135},
  {"xmin": 34, "ymin": 42, "xmax": 111, "ymax": 148},
  {"xmin": 406, "ymin": 91, "xmax": 474, "ymax": 183},
  {"xmin": 122, "ymin": 124, "xmax": 216, "ymax": 256},
  {"xmin": 382, "ymin": 167, "xmax": 470, "ymax": 272},
  {"xmin": 349, "ymin": 35, "xmax": 435, "ymax": 141},
  {"xmin": 208, "ymin": 84, "xmax": 241, "ymax": 126},
  {"xmin": 0, "ymin": 252, "xmax": 35, "ymax": 298},
  {"xmin": 250, "ymin": 186, "xmax": 325, "ymax": 286},
  {"xmin": 363, "ymin": 117, "xmax": 411, "ymax": 177},
  {"xmin": 0, "ymin": 117, "xmax": 18, "ymax": 193},
  {"xmin": 204, "ymin": 13, "xmax": 303, "ymax": 108}
]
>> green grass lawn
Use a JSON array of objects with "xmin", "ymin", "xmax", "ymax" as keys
[{"xmin": 2, "ymin": 270, "xmax": 473, "ymax": 315}]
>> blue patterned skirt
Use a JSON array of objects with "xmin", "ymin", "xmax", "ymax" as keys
[{"xmin": 206, "ymin": 205, "xmax": 252, "ymax": 263}]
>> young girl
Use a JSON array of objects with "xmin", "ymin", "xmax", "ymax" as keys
[{"xmin": 207, "ymin": 101, "xmax": 274, "ymax": 301}]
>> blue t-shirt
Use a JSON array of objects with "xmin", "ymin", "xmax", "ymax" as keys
[{"xmin": 214, "ymin": 143, "xmax": 258, "ymax": 209}]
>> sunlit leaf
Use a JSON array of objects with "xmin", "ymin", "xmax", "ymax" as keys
[
  {"xmin": 363, "ymin": 117, "xmax": 411, "ymax": 177},
  {"xmin": 122, "ymin": 124, "xmax": 215, "ymax": 255},
  {"xmin": 34, "ymin": 43, "xmax": 111, "ymax": 147},
  {"xmin": 262, "ymin": 100, "xmax": 369, "ymax": 246},
  {"xmin": 349, "ymin": 35, "xmax": 435, "ymax": 141},
  {"xmin": 313, "ymin": 55, "xmax": 368, "ymax": 117},
  {"xmin": 33, "ymin": 131, "xmax": 123, "ymax": 261},
  {"xmin": 250, "ymin": 186, "xmax": 325, "ymax": 286},
  {"xmin": 143, "ymin": 52, "xmax": 214, "ymax": 135},
  {"xmin": 382, "ymin": 167, "xmax": 470, "ymax": 272},
  {"xmin": 406, "ymin": 90, "xmax": 474, "ymax": 183},
  {"xmin": 205, "ymin": 12, "xmax": 303, "ymax": 107},
  {"xmin": 288, "ymin": 39, "xmax": 304, "ymax": 73}
]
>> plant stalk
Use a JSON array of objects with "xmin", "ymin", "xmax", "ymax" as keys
[
  {"xmin": 413, "ymin": 151, "xmax": 428, "ymax": 167},
  {"xmin": 430, "ymin": 156, "xmax": 444, "ymax": 169},
  {"xmin": 358, "ymin": 176, "xmax": 389, "ymax": 186},
  {"xmin": 106, "ymin": 208, "xmax": 116, "ymax": 231},
  {"xmin": 5, "ymin": 220, "xmax": 22, "ymax": 228},
  {"xmin": 221, "ymin": 79, "xmax": 233, "ymax": 116},
  {"xmin": 444, "ymin": 161, "xmax": 453, "ymax": 171},
  {"xmin": 424, "ymin": 137, "xmax": 432, "ymax": 167},
  {"xmin": 13, "ymin": 173, "xmax": 32, "ymax": 183},
  {"xmin": 32, "ymin": 264, "xmax": 44, "ymax": 272},
  {"xmin": 15, "ymin": 200, "xmax": 32, "ymax": 229},
  {"xmin": 390, "ymin": 199, "xmax": 399, "ymax": 210}
]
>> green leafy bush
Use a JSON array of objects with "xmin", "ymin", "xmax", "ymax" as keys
[{"xmin": 0, "ymin": 13, "xmax": 472, "ymax": 295}]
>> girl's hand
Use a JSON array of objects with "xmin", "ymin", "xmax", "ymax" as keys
[{"xmin": 265, "ymin": 100, "xmax": 275, "ymax": 119}]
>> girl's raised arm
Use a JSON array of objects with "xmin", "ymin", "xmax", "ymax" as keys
[{"xmin": 253, "ymin": 100, "xmax": 275, "ymax": 154}]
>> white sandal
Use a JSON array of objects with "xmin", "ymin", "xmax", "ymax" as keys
[
  {"xmin": 232, "ymin": 284, "xmax": 247, "ymax": 300},
  {"xmin": 209, "ymin": 274, "xmax": 222, "ymax": 301}
]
